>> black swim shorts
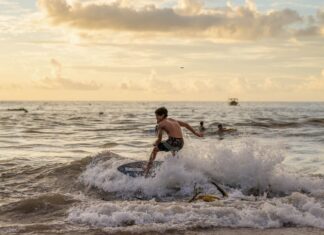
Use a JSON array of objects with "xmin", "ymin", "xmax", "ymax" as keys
[{"xmin": 157, "ymin": 137, "xmax": 184, "ymax": 152}]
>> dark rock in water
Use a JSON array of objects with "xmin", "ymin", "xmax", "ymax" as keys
[{"xmin": 7, "ymin": 108, "xmax": 28, "ymax": 113}]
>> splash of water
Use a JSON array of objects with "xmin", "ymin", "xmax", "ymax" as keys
[{"xmin": 79, "ymin": 140, "xmax": 324, "ymax": 199}]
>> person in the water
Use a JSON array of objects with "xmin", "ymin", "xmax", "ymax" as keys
[
  {"xmin": 144, "ymin": 107, "xmax": 203, "ymax": 176},
  {"xmin": 199, "ymin": 121, "xmax": 206, "ymax": 132},
  {"xmin": 217, "ymin": 124, "xmax": 236, "ymax": 134}
]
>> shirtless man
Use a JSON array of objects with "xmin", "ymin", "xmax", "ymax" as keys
[{"xmin": 144, "ymin": 107, "xmax": 203, "ymax": 177}]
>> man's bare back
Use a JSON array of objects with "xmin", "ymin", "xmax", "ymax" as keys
[{"xmin": 158, "ymin": 118, "xmax": 183, "ymax": 139}]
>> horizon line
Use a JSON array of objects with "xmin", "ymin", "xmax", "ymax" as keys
[{"xmin": 1, "ymin": 100, "xmax": 324, "ymax": 103}]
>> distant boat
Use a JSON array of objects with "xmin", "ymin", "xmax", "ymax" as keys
[{"xmin": 228, "ymin": 98, "xmax": 239, "ymax": 106}]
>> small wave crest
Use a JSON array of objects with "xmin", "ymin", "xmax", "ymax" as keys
[
  {"xmin": 234, "ymin": 118, "xmax": 324, "ymax": 128},
  {"xmin": 0, "ymin": 193, "xmax": 77, "ymax": 223}
]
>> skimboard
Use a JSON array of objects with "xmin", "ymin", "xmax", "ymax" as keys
[{"xmin": 117, "ymin": 161, "xmax": 163, "ymax": 177}]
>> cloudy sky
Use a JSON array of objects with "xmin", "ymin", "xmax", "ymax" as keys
[{"xmin": 0, "ymin": 0, "xmax": 323, "ymax": 101}]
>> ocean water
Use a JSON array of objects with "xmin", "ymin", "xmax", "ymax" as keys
[{"xmin": 0, "ymin": 101, "xmax": 324, "ymax": 234}]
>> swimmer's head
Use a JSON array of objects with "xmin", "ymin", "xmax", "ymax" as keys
[
  {"xmin": 218, "ymin": 124, "xmax": 223, "ymax": 129},
  {"xmin": 155, "ymin": 107, "xmax": 168, "ymax": 122},
  {"xmin": 200, "ymin": 121, "xmax": 204, "ymax": 126}
]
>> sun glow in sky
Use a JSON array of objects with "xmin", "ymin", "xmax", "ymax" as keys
[{"xmin": 0, "ymin": 0, "xmax": 323, "ymax": 101}]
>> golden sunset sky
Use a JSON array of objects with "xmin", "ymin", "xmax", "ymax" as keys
[{"xmin": 0, "ymin": 0, "xmax": 323, "ymax": 101}]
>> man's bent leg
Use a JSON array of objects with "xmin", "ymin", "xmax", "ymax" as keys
[{"xmin": 144, "ymin": 147, "xmax": 158, "ymax": 177}]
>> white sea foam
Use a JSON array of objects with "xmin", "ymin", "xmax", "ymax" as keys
[
  {"xmin": 68, "ymin": 192, "xmax": 324, "ymax": 229},
  {"xmin": 79, "ymin": 140, "xmax": 324, "ymax": 198},
  {"xmin": 73, "ymin": 140, "xmax": 324, "ymax": 229}
]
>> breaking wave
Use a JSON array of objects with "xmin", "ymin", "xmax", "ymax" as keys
[{"xmin": 79, "ymin": 141, "xmax": 324, "ymax": 199}]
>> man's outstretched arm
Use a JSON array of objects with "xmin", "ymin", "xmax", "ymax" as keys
[{"xmin": 177, "ymin": 120, "xmax": 203, "ymax": 137}]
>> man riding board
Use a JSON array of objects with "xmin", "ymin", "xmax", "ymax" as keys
[{"xmin": 144, "ymin": 107, "xmax": 203, "ymax": 177}]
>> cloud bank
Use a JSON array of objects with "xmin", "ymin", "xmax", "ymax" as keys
[
  {"xmin": 37, "ymin": 0, "xmax": 323, "ymax": 40},
  {"xmin": 36, "ymin": 59, "xmax": 102, "ymax": 90}
]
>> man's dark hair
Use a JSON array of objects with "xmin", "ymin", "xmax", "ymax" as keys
[
  {"xmin": 218, "ymin": 124, "xmax": 223, "ymax": 128},
  {"xmin": 200, "ymin": 121, "xmax": 204, "ymax": 126},
  {"xmin": 155, "ymin": 107, "xmax": 168, "ymax": 118}
]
